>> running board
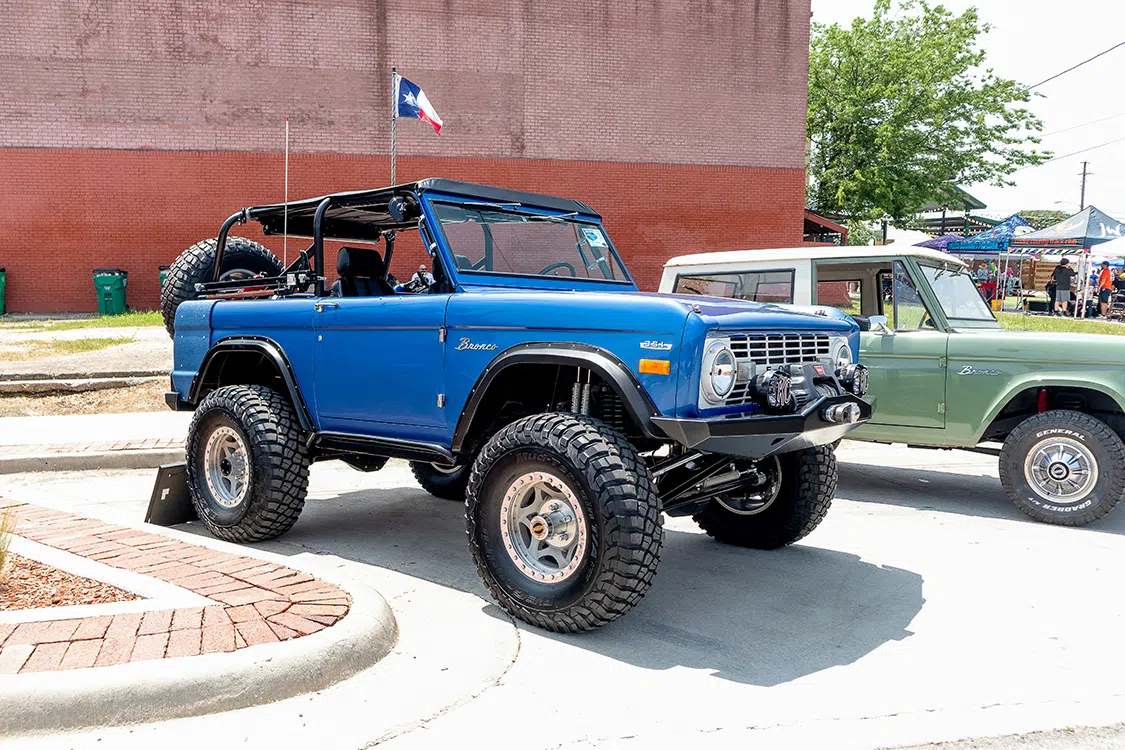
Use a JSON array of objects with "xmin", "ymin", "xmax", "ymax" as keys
[{"xmin": 312, "ymin": 432, "xmax": 456, "ymax": 466}]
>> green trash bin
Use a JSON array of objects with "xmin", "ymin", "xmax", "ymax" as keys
[
  {"xmin": 159, "ymin": 265, "xmax": 171, "ymax": 290},
  {"xmin": 0, "ymin": 268, "xmax": 6, "ymax": 316},
  {"xmin": 92, "ymin": 268, "xmax": 128, "ymax": 315}
]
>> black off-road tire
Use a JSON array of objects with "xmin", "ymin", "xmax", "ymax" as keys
[
  {"xmin": 411, "ymin": 461, "xmax": 471, "ymax": 501},
  {"xmin": 693, "ymin": 446, "xmax": 836, "ymax": 549},
  {"xmin": 466, "ymin": 413, "xmax": 663, "ymax": 632},
  {"xmin": 999, "ymin": 410, "xmax": 1125, "ymax": 526},
  {"xmin": 186, "ymin": 384, "xmax": 310, "ymax": 543},
  {"xmin": 161, "ymin": 237, "xmax": 283, "ymax": 337}
]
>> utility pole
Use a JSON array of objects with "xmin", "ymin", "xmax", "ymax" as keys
[{"xmin": 1079, "ymin": 161, "xmax": 1089, "ymax": 209}]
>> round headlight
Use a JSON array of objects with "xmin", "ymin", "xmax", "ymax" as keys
[
  {"xmin": 701, "ymin": 341, "xmax": 737, "ymax": 403},
  {"xmin": 830, "ymin": 338, "xmax": 853, "ymax": 372}
]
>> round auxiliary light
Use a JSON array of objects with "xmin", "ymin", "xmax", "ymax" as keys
[
  {"xmin": 837, "ymin": 363, "xmax": 869, "ymax": 397},
  {"xmin": 757, "ymin": 371, "xmax": 793, "ymax": 412},
  {"xmin": 701, "ymin": 342, "xmax": 737, "ymax": 403}
]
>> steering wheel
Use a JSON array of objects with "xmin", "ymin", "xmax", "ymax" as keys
[{"xmin": 539, "ymin": 261, "xmax": 576, "ymax": 277}]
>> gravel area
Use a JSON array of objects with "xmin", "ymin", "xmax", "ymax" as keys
[
  {"xmin": 0, "ymin": 380, "xmax": 167, "ymax": 417},
  {"xmin": 0, "ymin": 553, "xmax": 138, "ymax": 611}
]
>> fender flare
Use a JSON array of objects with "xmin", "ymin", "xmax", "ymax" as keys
[
  {"xmin": 189, "ymin": 336, "xmax": 315, "ymax": 431},
  {"xmin": 450, "ymin": 342, "xmax": 662, "ymax": 454},
  {"xmin": 976, "ymin": 376, "xmax": 1125, "ymax": 443}
]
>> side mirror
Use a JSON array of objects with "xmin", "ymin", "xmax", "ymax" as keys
[{"xmin": 869, "ymin": 315, "xmax": 894, "ymax": 336}]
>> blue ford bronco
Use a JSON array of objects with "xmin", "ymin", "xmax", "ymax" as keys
[{"xmin": 160, "ymin": 179, "xmax": 871, "ymax": 631}]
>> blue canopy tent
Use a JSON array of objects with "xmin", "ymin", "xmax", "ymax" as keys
[
  {"xmin": 946, "ymin": 215, "xmax": 1035, "ymax": 309},
  {"xmin": 913, "ymin": 234, "xmax": 962, "ymax": 251}
]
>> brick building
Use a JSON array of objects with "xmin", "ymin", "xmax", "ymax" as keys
[{"xmin": 0, "ymin": 0, "xmax": 811, "ymax": 313}]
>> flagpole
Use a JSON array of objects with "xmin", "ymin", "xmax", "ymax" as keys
[
  {"xmin": 390, "ymin": 66, "xmax": 398, "ymax": 185},
  {"xmin": 283, "ymin": 115, "xmax": 289, "ymax": 266}
]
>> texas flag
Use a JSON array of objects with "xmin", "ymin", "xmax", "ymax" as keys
[{"xmin": 395, "ymin": 75, "xmax": 443, "ymax": 134}]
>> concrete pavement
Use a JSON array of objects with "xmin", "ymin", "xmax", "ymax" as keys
[
  {"xmin": 0, "ymin": 412, "xmax": 188, "ymax": 473},
  {"xmin": 0, "ymin": 325, "xmax": 171, "ymax": 379},
  {"xmin": 1, "ymin": 443, "xmax": 1123, "ymax": 749}
]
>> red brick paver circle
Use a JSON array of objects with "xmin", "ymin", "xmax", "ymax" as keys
[{"xmin": 0, "ymin": 504, "xmax": 350, "ymax": 675}]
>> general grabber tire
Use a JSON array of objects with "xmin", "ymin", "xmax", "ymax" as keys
[
  {"xmin": 186, "ymin": 384, "xmax": 310, "ymax": 543},
  {"xmin": 411, "ymin": 461, "xmax": 471, "ymax": 501},
  {"xmin": 161, "ymin": 237, "xmax": 283, "ymax": 337},
  {"xmin": 466, "ymin": 413, "xmax": 663, "ymax": 632},
  {"xmin": 693, "ymin": 446, "xmax": 836, "ymax": 550},
  {"xmin": 999, "ymin": 410, "xmax": 1125, "ymax": 526}
]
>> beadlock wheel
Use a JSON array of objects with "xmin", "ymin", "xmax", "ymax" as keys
[
  {"xmin": 203, "ymin": 425, "xmax": 251, "ymax": 509},
  {"xmin": 500, "ymin": 471, "xmax": 589, "ymax": 583}
]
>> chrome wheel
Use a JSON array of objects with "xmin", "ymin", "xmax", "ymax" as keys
[
  {"xmin": 716, "ymin": 456, "xmax": 782, "ymax": 516},
  {"xmin": 500, "ymin": 471, "xmax": 588, "ymax": 583},
  {"xmin": 1024, "ymin": 437, "xmax": 1098, "ymax": 504},
  {"xmin": 204, "ymin": 425, "xmax": 251, "ymax": 509}
]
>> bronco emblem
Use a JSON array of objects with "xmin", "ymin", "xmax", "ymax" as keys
[{"xmin": 456, "ymin": 337, "xmax": 498, "ymax": 351}]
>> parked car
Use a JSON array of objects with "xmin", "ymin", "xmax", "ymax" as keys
[
  {"xmin": 160, "ymin": 179, "xmax": 871, "ymax": 632},
  {"xmin": 660, "ymin": 245, "xmax": 1125, "ymax": 527}
]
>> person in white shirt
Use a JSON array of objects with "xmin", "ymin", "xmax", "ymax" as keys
[{"xmin": 411, "ymin": 264, "xmax": 435, "ymax": 287}]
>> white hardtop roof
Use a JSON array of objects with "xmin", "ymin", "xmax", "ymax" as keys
[{"xmin": 663, "ymin": 245, "xmax": 967, "ymax": 269}]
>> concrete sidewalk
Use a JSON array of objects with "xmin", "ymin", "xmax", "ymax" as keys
[
  {"xmin": 0, "ymin": 326, "xmax": 171, "ymax": 380},
  {"xmin": 0, "ymin": 412, "xmax": 189, "ymax": 473}
]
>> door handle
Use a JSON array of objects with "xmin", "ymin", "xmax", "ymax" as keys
[{"xmin": 314, "ymin": 301, "xmax": 339, "ymax": 312}]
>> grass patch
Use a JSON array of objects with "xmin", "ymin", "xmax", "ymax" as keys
[
  {"xmin": 0, "ymin": 507, "xmax": 15, "ymax": 578},
  {"xmin": 0, "ymin": 310, "xmax": 162, "ymax": 331},
  {"xmin": 0, "ymin": 336, "xmax": 135, "ymax": 361},
  {"xmin": 996, "ymin": 312, "xmax": 1125, "ymax": 336}
]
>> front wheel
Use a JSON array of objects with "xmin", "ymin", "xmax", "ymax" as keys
[
  {"xmin": 692, "ymin": 446, "xmax": 836, "ymax": 549},
  {"xmin": 999, "ymin": 410, "xmax": 1125, "ymax": 526},
  {"xmin": 186, "ymin": 385, "xmax": 310, "ymax": 542},
  {"xmin": 466, "ymin": 413, "xmax": 663, "ymax": 632}
]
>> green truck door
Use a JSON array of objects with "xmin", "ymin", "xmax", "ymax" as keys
[{"xmin": 862, "ymin": 330, "xmax": 948, "ymax": 428}]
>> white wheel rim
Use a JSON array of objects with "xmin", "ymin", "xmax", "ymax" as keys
[
  {"xmin": 1023, "ymin": 437, "xmax": 1098, "ymax": 504},
  {"xmin": 500, "ymin": 471, "xmax": 588, "ymax": 583},
  {"xmin": 204, "ymin": 425, "xmax": 251, "ymax": 508}
]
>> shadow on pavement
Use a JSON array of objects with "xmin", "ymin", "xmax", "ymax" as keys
[
  {"xmin": 837, "ymin": 460, "xmax": 1125, "ymax": 535},
  {"xmin": 182, "ymin": 484, "xmax": 925, "ymax": 688}
]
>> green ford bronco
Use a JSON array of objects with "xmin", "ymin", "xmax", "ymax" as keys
[{"xmin": 660, "ymin": 245, "xmax": 1125, "ymax": 526}]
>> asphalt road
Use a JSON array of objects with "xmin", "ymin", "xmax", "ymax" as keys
[{"xmin": 3, "ymin": 441, "xmax": 1124, "ymax": 749}]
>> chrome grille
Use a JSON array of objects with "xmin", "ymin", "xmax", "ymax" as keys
[{"xmin": 723, "ymin": 333, "xmax": 830, "ymax": 407}]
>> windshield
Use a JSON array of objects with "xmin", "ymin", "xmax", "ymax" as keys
[
  {"xmin": 431, "ymin": 202, "xmax": 629, "ymax": 282},
  {"xmin": 919, "ymin": 264, "xmax": 997, "ymax": 324}
]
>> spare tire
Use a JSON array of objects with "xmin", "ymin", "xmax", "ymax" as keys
[{"xmin": 161, "ymin": 237, "xmax": 283, "ymax": 337}]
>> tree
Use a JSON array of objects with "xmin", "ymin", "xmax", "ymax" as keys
[
  {"xmin": 807, "ymin": 0, "xmax": 1050, "ymax": 223},
  {"xmin": 1017, "ymin": 209, "xmax": 1069, "ymax": 230},
  {"xmin": 846, "ymin": 219, "xmax": 874, "ymax": 246}
]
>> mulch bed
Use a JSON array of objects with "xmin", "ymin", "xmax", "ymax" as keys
[{"xmin": 0, "ymin": 554, "xmax": 138, "ymax": 611}]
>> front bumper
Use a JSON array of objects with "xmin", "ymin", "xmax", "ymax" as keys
[{"xmin": 651, "ymin": 393, "xmax": 872, "ymax": 459}]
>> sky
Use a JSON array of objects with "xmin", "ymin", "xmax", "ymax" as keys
[{"xmin": 809, "ymin": 0, "xmax": 1125, "ymax": 221}]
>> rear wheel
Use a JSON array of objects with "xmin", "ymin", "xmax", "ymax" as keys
[
  {"xmin": 161, "ymin": 237, "xmax": 283, "ymax": 337},
  {"xmin": 411, "ymin": 461, "xmax": 470, "ymax": 501},
  {"xmin": 466, "ymin": 413, "xmax": 663, "ymax": 632},
  {"xmin": 692, "ymin": 446, "xmax": 836, "ymax": 549},
  {"xmin": 999, "ymin": 410, "xmax": 1124, "ymax": 526},
  {"xmin": 186, "ymin": 384, "xmax": 310, "ymax": 543}
]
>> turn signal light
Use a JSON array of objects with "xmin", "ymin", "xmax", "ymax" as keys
[{"xmin": 638, "ymin": 359, "xmax": 671, "ymax": 375}]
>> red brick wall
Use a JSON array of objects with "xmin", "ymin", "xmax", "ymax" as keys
[
  {"xmin": 0, "ymin": 0, "xmax": 811, "ymax": 313},
  {"xmin": 0, "ymin": 148, "xmax": 804, "ymax": 312}
]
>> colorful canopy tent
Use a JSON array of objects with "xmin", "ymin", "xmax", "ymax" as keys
[
  {"xmin": 913, "ymin": 234, "xmax": 962, "ymax": 250},
  {"xmin": 1008, "ymin": 206, "xmax": 1125, "ymax": 254},
  {"xmin": 1009, "ymin": 207, "xmax": 1125, "ymax": 317},
  {"xmin": 946, "ymin": 214, "xmax": 1034, "ymax": 255}
]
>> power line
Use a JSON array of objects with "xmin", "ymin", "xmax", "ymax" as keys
[
  {"xmin": 1017, "ymin": 134, "xmax": 1125, "ymax": 170},
  {"xmin": 1041, "ymin": 110, "xmax": 1125, "ymax": 137},
  {"xmin": 1027, "ymin": 41, "xmax": 1125, "ymax": 90}
]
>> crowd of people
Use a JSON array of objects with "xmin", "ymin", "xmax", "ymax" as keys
[{"xmin": 1045, "ymin": 258, "xmax": 1123, "ymax": 318}]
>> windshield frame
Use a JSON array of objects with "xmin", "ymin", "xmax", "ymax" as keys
[
  {"xmin": 420, "ymin": 192, "xmax": 637, "ymax": 291},
  {"xmin": 917, "ymin": 261, "xmax": 1000, "ymax": 329}
]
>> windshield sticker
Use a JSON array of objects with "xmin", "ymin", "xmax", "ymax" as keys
[{"xmin": 582, "ymin": 227, "xmax": 608, "ymax": 248}]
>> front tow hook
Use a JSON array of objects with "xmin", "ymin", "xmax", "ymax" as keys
[{"xmin": 824, "ymin": 402, "xmax": 863, "ymax": 424}]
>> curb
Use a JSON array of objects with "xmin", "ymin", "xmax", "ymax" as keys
[
  {"xmin": 0, "ymin": 537, "xmax": 399, "ymax": 737},
  {"xmin": 0, "ymin": 370, "xmax": 167, "ymax": 382},
  {"xmin": 0, "ymin": 376, "xmax": 163, "ymax": 395},
  {"xmin": 0, "ymin": 449, "xmax": 184, "ymax": 475}
]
